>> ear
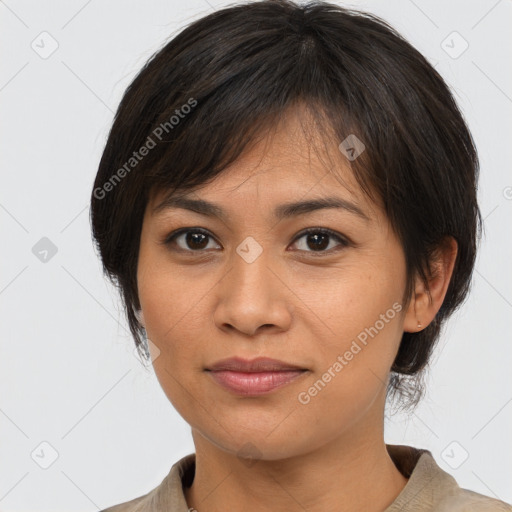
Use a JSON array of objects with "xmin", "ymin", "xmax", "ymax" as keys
[
  {"xmin": 403, "ymin": 237, "xmax": 458, "ymax": 333},
  {"xmin": 134, "ymin": 308, "xmax": 146, "ymax": 328}
]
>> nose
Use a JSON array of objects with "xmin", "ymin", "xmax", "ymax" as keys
[{"xmin": 212, "ymin": 244, "xmax": 293, "ymax": 337}]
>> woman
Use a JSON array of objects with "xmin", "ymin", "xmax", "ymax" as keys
[{"xmin": 90, "ymin": 0, "xmax": 511, "ymax": 510}]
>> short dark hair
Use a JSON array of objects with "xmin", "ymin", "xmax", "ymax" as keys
[{"xmin": 90, "ymin": 0, "xmax": 481, "ymax": 410}]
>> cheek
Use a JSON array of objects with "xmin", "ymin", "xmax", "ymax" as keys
[
  {"xmin": 138, "ymin": 265, "xmax": 210, "ymax": 425},
  {"xmin": 293, "ymin": 259, "xmax": 406, "ymax": 403},
  {"xmin": 299, "ymin": 257, "xmax": 406, "ymax": 345},
  {"xmin": 137, "ymin": 253, "xmax": 219, "ymax": 409},
  {"xmin": 137, "ymin": 243, "xmax": 192, "ymax": 371},
  {"xmin": 137, "ymin": 235, "xmax": 206, "ymax": 341},
  {"xmin": 140, "ymin": 271, "xmax": 207, "ymax": 362}
]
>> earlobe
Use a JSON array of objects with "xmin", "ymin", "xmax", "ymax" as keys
[
  {"xmin": 403, "ymin": 237, "xmax": 458, "ymax": 333},
  {"xmin": 135, "ymin": 308, "xmax": 146, "ymax": 328},
  {"xmin": 403, "ymin": 278, "xmax": 430, "ymax": 333}
]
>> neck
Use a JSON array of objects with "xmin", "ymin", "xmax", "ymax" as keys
[{"xmin": 184, "ymin": 410, "xmax": 408, "ymax": 512}]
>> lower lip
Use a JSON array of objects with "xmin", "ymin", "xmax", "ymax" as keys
[{"xmin": 207, "ymin": 370, "xmax": 307, "ymax": 396}]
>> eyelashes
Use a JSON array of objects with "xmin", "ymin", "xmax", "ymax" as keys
[
  {"xmin": 161, "ymin": 226, "xmax": 351, "ymax": 257},
  {"xmin": 163, "ymin": 227, "xmax": 218, "ymax": 252},
  {"xmin": 289, "ymin": 227, "xmax": 350, "ymax": 255}
]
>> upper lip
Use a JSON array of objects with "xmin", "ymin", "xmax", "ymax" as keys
[{"xmin": 206, "ymin": 357, "xmax": 307, "ymax": 372}]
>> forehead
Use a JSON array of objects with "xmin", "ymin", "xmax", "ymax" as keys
[{"xmin": 148, "ymin": 106, "xmax": 380, "ymax": 219}]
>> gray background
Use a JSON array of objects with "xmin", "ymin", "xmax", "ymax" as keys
[{"xmin": 1, "ymin": 0, "xmax": 511, "ymax": 510}]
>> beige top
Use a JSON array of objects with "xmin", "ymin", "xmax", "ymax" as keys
[{"xmin": 101, "ymin": 444, "xmax": 512, "ymax": 511}]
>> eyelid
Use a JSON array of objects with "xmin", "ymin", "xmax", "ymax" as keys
[
  {"xmin": 161, "ymin": 227, "xmax": 218, "ymax": 252},
  {"xmin": 162, "ymin": 227, "xmax": 214, "ymax": 244},
  {"xmin": 161, "ymin": 226, "xmax": 352, "ymax": 255},
  {"xmin": 291, "ymin": 227, "xmax": 351, "ymax": 254}
]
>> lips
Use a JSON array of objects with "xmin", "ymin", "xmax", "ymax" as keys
[
  {"xmin": 206, "ymin": 356, "xmax": 307, "ymax": 372},
  {"xmin": 205, "ymin": 357, "xmax": 308, "ymax": 396}
]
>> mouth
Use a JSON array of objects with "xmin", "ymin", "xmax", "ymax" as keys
[{"xmin": 205, "ymin": 357, "xmax": 309, "ymax": 396}]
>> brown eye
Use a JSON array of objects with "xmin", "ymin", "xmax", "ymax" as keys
[
  {"xmin": 164, "ymin": 228, "xmax": 220, "ymax": 252},
  {"xmin": 291, "ymin": 228, "xmax": 349, "ymax": 256}
]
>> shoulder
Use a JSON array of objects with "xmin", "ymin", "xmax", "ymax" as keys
[
  {"xmin": 386, "ymin": 445, "xmax": 512, "ymax": 512},
  {"xmin": 435, "ymin": 487, "xmax": 512, "ymax": 511},
  {"xmin": 99, "ymin": 486, "xmax": 158, "ymax": 512},
  {"xmin": 99, "ymin": 453, "xmax": 196, "ymax": 512},
  {"xmin": 100, "ymin": 493, "xmax": 149, "ymax": 512}
]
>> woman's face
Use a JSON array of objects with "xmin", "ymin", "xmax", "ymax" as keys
[{"xmin": 137, "ymin": 111, "xmax": 410, "ymax": 461}]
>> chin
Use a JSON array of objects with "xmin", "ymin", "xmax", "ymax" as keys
[{"xmin": 197, "ymin": 422, "xmax": 320, "ymax": 463}]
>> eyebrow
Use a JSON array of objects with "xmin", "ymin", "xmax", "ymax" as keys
[{"xmin": 153, "ymin": 195, "xmax": 370, "ymax": 222}]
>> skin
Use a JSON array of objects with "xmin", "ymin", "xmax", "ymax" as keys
[{"xmin": 136, "ymin": 106, "xmax": 457, "ymax": 512}]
